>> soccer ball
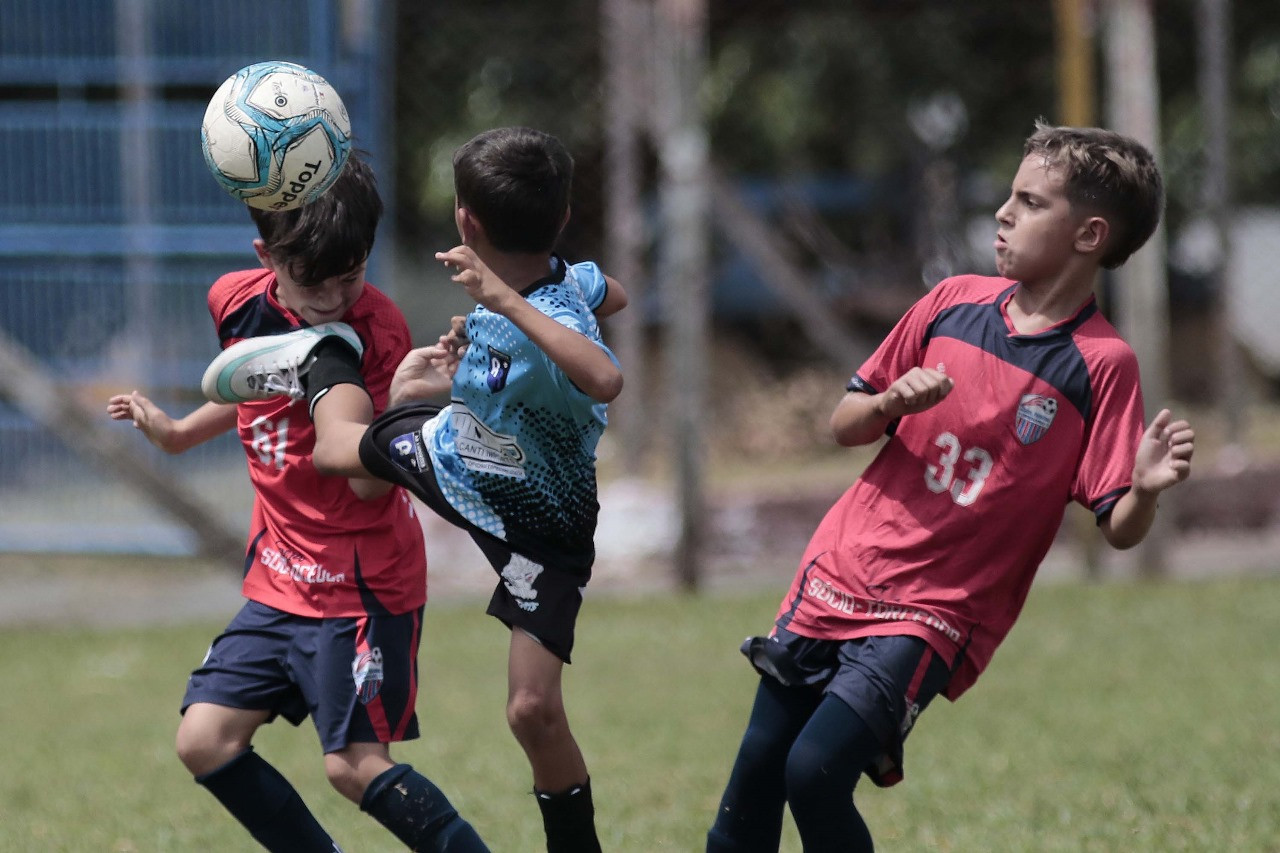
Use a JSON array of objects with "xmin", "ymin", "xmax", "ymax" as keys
[{"xmin": 201, "ymin": 60, "xmax": 352, "ymax": 211}]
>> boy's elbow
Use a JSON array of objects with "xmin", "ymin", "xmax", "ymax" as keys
[
  {"xmin": 1099, "ymin": 521, "xmax": 1146, "ymax": 551},
  {"xmin": 596, "ymin": 371, "xmax": 624, "ymax": 404},
  {"xmin": 348, "ymin": 477, "xmax": 392, "ymax": 500},
  {"xmin": 830, "ymin": 420, "xmax": 877, "ymax": 448},
  {"xmin": 312, "ymin": 453, "xmax": 341, "ymax": 477},
  {"xmin": 312, "ymin": 441, "xmax": 345, "ymax": 477},
  {"xmin": 1103, "ymin": 532, "xmax": 1138, "ymax": 551}
]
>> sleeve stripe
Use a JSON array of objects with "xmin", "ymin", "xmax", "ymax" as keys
[{"xmin": 1091, "ymin": 486, "xmax": 1131, "ymax": 519}]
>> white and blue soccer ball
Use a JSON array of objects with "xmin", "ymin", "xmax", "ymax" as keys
[{"xmin": 201, "ymin": 60, "xmax": 352, "ymax": 211}]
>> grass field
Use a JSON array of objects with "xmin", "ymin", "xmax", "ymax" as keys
[{"xmin": 3, "ymin": 574, "xmax": 1279, "ymax": 851}]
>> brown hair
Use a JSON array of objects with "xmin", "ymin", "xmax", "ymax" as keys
[{"xmin": 1023, "ymin": 121, "xmax": 1164, "ymax": 269}]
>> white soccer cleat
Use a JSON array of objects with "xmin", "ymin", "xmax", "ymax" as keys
[{"xmin": 201, "ymin": 322, "xmax": 363, "ymax": 404}]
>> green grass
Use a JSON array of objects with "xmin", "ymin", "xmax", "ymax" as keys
[{"xmin": 3, "ymin": 577, "xmax": 1280, "ymax": 851}]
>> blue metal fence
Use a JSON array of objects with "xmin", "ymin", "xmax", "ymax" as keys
[{"xmin": 0, "ymin": 0, "xmax": 386, "ymax": 555}]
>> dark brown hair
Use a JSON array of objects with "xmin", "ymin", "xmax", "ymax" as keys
[
  {"xmin": 452, "ymin": 127, "xmax": 573, "ymax": 254},
  {"xmin": 248, "ymin": 151, "xmax": 383, "ymax": 284}
]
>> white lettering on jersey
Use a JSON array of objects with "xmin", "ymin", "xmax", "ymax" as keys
[
  {"xmin": 804, "ymin": 575, "xmax": 962, "ymax": 642},
  {"xmin": 259, "ymin": 545, "xmax": 346, "ymax": 585}
]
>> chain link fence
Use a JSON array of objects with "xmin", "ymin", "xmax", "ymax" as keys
[{"xmin": 0, "ymin": 0, "xmax": 386, "ymax": 556}]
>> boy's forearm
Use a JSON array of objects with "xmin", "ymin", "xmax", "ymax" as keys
[
  {"xmin": 170, "ymin": 402, "xmax": 238, "ymax": 452},
  {"xmin": 1099, "ymin": 486, "xmax": 1160, "ymax": 549},
  {"xmin": 830, "ymin": 392, "xmax": 896, "ymax": 447},
  {"xmin": 502, "ymin": 297, "xmax": 622, "ymax": 403},
  {"xmin": 310, "ymin": 385, "xmax": 378, "ymax": 478}
]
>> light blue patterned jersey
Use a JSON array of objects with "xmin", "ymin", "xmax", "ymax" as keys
[{"xmin": 424, "ymin": 256, "xmax": 615, "ymax": 560}]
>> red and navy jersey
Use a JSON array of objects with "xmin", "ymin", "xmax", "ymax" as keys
[
  {"xmin": 773, "ymin": 275, "xmax": 1146, "ymax": 700},
  {"xmin": 208, "ymin": 268, "xmax": 427, "ymax": 618}
]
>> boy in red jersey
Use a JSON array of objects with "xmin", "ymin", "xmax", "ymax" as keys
[
  {"xmin": 706, "ymin": 122, "xmax": 1196, "ymax": 852},
  {"xmin": 107, "ymin": 154, "xmax": 487, "ymax": 852}
]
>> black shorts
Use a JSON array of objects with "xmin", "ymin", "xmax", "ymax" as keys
[
  {"xmin": 360, "ymin": 402, "xmax": 589, "ymax": 663},
  {"xmin": 741, "ymin": 628, "xmax": 952, "ymax": 786},
  {"xmin": 182, "ymin": 600, "xmax": 423, "ymax": 753}
]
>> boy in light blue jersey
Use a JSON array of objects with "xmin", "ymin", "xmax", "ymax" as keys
[
  {"xmin": 202, "ymin": 126, "xmax": 626, "ymax": 853},
  {"xmin": 423, "ymin": 253, "xmax": 615, "ymax": 572}
]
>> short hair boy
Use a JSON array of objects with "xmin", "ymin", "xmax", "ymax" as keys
[
  {"xmin": 109, "ymin": 152, "xmax": 487, "ymax": 851},
  {"xmin": 705, "ymin": 122, "xmax": 1195, "ymax": 852},
  {"xmin": 202, "ymin": 127, "xmax": 628, "ymax": 853}
]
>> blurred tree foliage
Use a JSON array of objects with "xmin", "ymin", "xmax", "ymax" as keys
[{"xmin": 392, "ymin": 0, "xmax": 1280, "ymax": 271}]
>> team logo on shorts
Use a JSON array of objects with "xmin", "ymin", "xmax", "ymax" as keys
[
  {"xmin": 1015, "ymin": 394, "xmax": 1058, "ymax": 445},
  {"xmin": 501, "ymin": 554, "xmax": 543, "ymax": 612},
  {"xmin": 352, "ymin": 647, "xmax": 384, "ymax": 704},
  {"xmin": 486, "ymin": 345, "xmax": 512, "ymax": 392},
  {"xmin": 389, "ymin": 432, "xmax": 427, "ymax": 472}
]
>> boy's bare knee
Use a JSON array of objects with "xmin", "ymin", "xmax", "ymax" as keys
[
  {"xmin": 323, "ymin": 745, "xmax": 396, "ymax": 804},
  {"xmin": 506, "ymin": 688, "xmax": 567, "ymax": 742},
  {"xmin": 175, "ymin": 723, "xmax": 243, "ymax": 777},
  {"xmin": 175, "ymin": 704, "xmax": 264, "ymax": 777},
  {"xmin": 323, "ymin": 754, "xmax": 366, "ymax": 804}
]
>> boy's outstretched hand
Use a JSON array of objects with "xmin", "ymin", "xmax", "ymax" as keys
[
  {"xmin": 107, "ymin": 390, "xmax": 178, "ymax": 452},
  {"xmin": 436, "ymin": 246, "xmax": 516, "ymax": 314},
  {"xmin": 1132, "ymin": 408, "xmax": 1195, "ymax": 494}
]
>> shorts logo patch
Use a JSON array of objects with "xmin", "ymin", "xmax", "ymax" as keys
[
  {"xmin": 501, "ymin": 554, "xmax": 543, "ymax": 612},
  {"xmin": 389, "ymin": 432, "xmax": 427, "ymax": 472},
  {"xmin": 486, "ymin": 345, "xmax": 512, "ymax": 392},
  {"xmin": 1015, "ymin": 393, "xmax": 1058, "ymax": 445},
  {"xmin": 352, "ymin": 647, "xmax": 384, "ymax": 704}
]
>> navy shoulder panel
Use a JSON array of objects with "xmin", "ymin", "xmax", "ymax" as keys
[
  {"xmin": 924, "ymin": 290, "xmax": 1096, "ymax": 420},
  {"xmin": 219, "ymin": 291, "xmax": 295, "ymax": 345}
]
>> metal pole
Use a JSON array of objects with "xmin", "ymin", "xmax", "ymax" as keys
[
  {"xmin": 117, "ymin": 0, "xmax": 158, "ymax": 384},
  {"xmin": 1055, "ymin": 0, "xmax": 1104, "ymax": 580},
  {"xmin": 1198, "ymin": 0, "xmax": 1245, "ymax": 453},
  {"xmin": 602, "ymin": 0, "xmax": 650, "ymax": 474},
  {"xmin": 1054, "ymin": 0, "xmax": 1097, "ymax": 127},
  {"xmin": 1104, "ymin": 0, "xmax": 1171, "ymax": 577},
  {"xmin": 654, "ymin": 0, "xmax": 710, "ymax": 591}
]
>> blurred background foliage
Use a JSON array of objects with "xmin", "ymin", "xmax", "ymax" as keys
[{"xmin": 391, "ymin": 0, "xmax": 1280, "ymax": 273}]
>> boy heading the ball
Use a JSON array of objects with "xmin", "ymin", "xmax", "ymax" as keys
[
  {"xmin": 705, "ymin": 122, "xmax": 1196, "ymax": 852},
  {"xmin": 202, "ymin": 126, "xmax": 628, "ymax": 853},
  {"xmin": 108, "ymin": 153, "xmax": 487, "ymax": 852}
]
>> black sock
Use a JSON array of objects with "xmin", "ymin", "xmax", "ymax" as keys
[
  {"xmin": 305, "ymin": 336, "xmax": 367, "ymax": 416},
  {"xmin": 195, "ymin": 748, "xmax": 340, "ymax": 852},
  {"xmin": 360, "ymin": 763, "xmax": 489, "ymax": 852},
  {"xmin": 534, "ymin": 778, "xmax": 601, "ymax": 853}
]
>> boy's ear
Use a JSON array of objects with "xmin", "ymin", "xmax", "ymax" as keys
[
  {"xmin": 457, "ymin": 206, "xmax": 484, "ymax": 245},
  {"xmin": 252, "ymin": 238, "xmax": 273, "ymax": 270},
  {"xmin": 1075, "ymin": 215, "xmax": 1110, "ymax": 256}
]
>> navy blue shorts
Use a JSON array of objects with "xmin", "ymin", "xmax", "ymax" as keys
[
  {"xmin": 360, "ymin": 402, "xmax": 589, "ymax": 663},
  {"xmin": 742, "ymin": 629, "xmax": 952, "ymax": 786},
  {"xmin": 182, "ymin": 600, "xmax": 423, "ymax": 753}
]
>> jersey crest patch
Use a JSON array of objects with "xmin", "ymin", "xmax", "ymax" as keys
[
  {"xmin": 1015, "ymin": 394, "xmax": 1058, "ymax": 445},
  {"xmin": 352, "ymin": 647, "xmax": 384, "ymax": 704},
  {"xmin": 486, "ymin": 345, "xmax": 512, "ymax": 392},
  {"xmin": 389, "ymin": 431, "xmax": 427, "ymax": 472}
]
